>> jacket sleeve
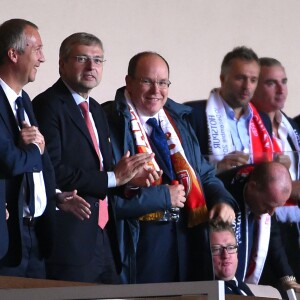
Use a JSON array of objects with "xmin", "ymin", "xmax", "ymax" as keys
[
  {"xmin": 0, "ymin": 131, "xmax": 42, "ymax": 177},
  {"xmin": 266, "ymin": 216, "xmax": 294, "ymax": 278}
]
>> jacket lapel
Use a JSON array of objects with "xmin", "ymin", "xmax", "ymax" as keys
[{"xmin": 0, "ymin": 86, "xmax": 19, "ymax": 139}]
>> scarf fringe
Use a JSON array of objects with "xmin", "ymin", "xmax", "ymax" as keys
[{"xmin": 139, "ymin": 211, "xmax": 164, "ymax": 221}]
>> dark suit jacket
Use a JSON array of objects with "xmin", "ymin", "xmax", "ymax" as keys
[
  {"xmin": 224, "ymin": 279, "xmax": 254, "ymax": 296},
  {"xmin": 217, "ymin": 165, "xmax": 294, "ymax": 282},
  {"xmin": 0, "ymin": 181, "xmax": 7, "ymax": 260},
  {"xmin": 32, "ymin": 79, "xmax": 120, "ymax": 271},
  {"xmin": 185, "ymin": 100, "xmax": 273, "ymax": 155},
  {"xmin": 0, "ymin": 86, "xmax": 56, "ymax": 267},
  {"xmin": 102, "ymin": 87, "xmax": 238, "ymax": 283}
]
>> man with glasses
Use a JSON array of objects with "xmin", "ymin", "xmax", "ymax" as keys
[
  {"xmin": 103, "ymin": 51, "xmax": 238, "ymax": 283},
  {"xmin": 33, "ymin": 33, "xmax": 154, "ymax": 283},
  {"xmin": 218, "ymin": 161, "xmax": 300, "ymax": 292},
  {"xmin": 210, "ymin": 219, "xmax": 254, "ymax": 296}
]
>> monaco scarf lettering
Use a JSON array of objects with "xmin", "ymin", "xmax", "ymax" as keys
[
  {"xmin": 128, "ymin": 101, "xmax": 208, "ymax": 227},
  {"xmin": 206, "ymin": 89, "xmax": 273, "ymax": 162}
]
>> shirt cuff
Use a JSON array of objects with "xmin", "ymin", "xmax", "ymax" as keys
[{"xmin": 107, "ymin": 171, "xmax": 116, "ymax": 188}]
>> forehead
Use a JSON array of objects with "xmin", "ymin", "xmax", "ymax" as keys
[
  {"xmin": 210, "ymin": 230, "xmax": 236, "ymax": 244},
  {"xmin": 70, "ymin": 43, "xmax": 103, "ymax": 55},
  {"xmin": 226, "ymin": 58, "xmax": 260, "ymax": 75},
  {"xmin": 135, "ymin": 55, "xmax": 169, "ymax": 77},
  {"xmin": 260, "ymin": 65, "xmax": 286, "ymax": 80}
]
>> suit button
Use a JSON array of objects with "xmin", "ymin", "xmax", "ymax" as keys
[
  {"xmin": 94, "ymin": 202, "xmax": 99, "ymax": 208},
  {"xmin": 33, "ymin": 167, "xmax": 38, "ymax": 172}
]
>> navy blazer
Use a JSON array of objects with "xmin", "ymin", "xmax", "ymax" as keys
[
  {"xmin": 102, "ymin": 87, "xmax": 238, "ymax": 283},
  {"xmin": 185, "ymin": 100, "xmax": 273, "ymax": 155},
  {"xmin": 217, "ymin": 165, "xmax": 294, "ymax": 282},
  {"xmin": 0, "ymin": 86, "xmax": 56, "ymax": 267},
  {"xmin": 224, "ymin": 280, "xmax": 254, "ymax": 296},
  {"xmin": 32, "ymin": 79, "xmax": 121, "ymax": 271}
]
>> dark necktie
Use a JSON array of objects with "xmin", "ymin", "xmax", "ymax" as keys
[
  {"xmin": 79, "ymin": 101, "xmax": 108, "ymax": 229},
  {"xmin": 225, "ymin": 280, "xmax": 244, "ymax": 295},
  {"xmin": 146, "ymin": 117, "xmax": 175, "ymax": 179},
  {"xmin": 16, "ymin": 96, "xmax": 35, "ymax": 216}
]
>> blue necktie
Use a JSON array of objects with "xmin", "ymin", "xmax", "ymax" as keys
[
  {"xmin": 16, "ymin": 96, "xmax": 35, "ymax": 216},
  {"xmin": 16, "ymin": 96, "xmax": 26, "ymax": 126},
  {"xmin": 147, "ymin": 118, "xmax": 175, "ymax": 179}
]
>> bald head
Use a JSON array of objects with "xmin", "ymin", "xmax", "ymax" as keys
[{"xmin": 245, "ymin": 162, "xmax": 292, "ymax": 216}]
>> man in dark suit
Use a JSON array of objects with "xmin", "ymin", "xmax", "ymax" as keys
[
  {"xmin": 103, "ymin": 51, "xmax": 238, "ymax": 284},
  {"xmin": 33, "ymin": 33, "xmax": 153, "ymax": 283},
  {"xmin": 185, "ymin": 46, "xmax": 273, "ymax": 174},
  {"xmin": 0, "ymin": 18, "xmax": 57, "ymax": 278},
  {"xmin": 217, "ymin": 162, "xmax": 300, "ymax": 292},
  {"xmin": 209, "ymin": 219, "xmax": 254, "ymax": 296}
]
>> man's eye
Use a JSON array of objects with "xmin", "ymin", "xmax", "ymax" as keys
[
  {"xmin": 78, "ymin": 56, "xmax": 87, "ymax": 63},
  {"xmin": 142, "ymin": 79, "xmax": 151, "ymax": 84}
]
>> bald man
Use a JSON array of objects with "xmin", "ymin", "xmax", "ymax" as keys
[{"xmin": 218, "ymin": 162, "xmax": 300, "ymax": 292}]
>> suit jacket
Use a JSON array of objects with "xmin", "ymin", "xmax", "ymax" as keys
[
  {"xmin": 217, "ymin": 165, "xmax": 294, "ymax": 282},
  {"xmin": 185, "ymin": 100, "xmax": 273, "ymax": 155},
  {"xmin": 0, "ymin": 86, "xmax": 56, "ymax": 267},
  {"xmin": 0, "ymin": 181, "xmax": 7, "ymax": 260},
  {"xmin": 32, "ymin": 79, "xmax": 121, "ymax": 271},
  {"xmin": 294, "ymin": 114, "xmax": 300, "ymax": 130},
  {"xmin": 102, "ymin": 87, "xmax": 238, "ymax": 283},
  {"xmin": 224, "ymin": 279, "xmax": 254, "ymax": 296}
]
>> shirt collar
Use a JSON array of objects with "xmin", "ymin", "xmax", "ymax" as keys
[
  {"xmin": 62, "ymin": 80, "xmax": 90, "ymax": 106},
  {"xmin": 0, "ymin": 78, "xmax": 22, "ymax": 108}
]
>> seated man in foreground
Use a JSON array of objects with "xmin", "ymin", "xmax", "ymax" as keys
[{"xmin": 210, "ymin": 219, "xmax": 254, "ymax": 296}]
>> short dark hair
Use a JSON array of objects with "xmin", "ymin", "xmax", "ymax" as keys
[
  {"xmin": 127, "ymin": 51, "xmax": 170, "ymax": 77},
  {"xmin": 0, "ymin": 18, "xmax": 38, "ymax": 65},
  {"xmin": 59, "ymin": 32, "xmax": 103, "ymax": 61},
  {"xmin": 259, "ymin": 57, "xmax": 282, "ymax": 68},
  {"xmin": 221, "ymin": 46, "xmax": 259, "ymax": 75},
  {"xmin": 209, "ymin": 219, "xmax": 236, "ymax": 242}
]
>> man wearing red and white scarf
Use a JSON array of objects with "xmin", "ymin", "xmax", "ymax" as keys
[
  {"xmin": 252, "ymin": 57, "xmax": 300, "ymax": 292},
  {"xmin": 103, "ymin": 52, "xmax": 238, "ymax": 284},
  {"xmin": 186, "ymin": 46, "xmax": 274, "ymax": 174}
]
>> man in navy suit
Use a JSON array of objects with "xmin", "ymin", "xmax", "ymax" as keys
[
  {"xmin": 209, "ymin": 219, "xmax": 254, "ymax": 296},
  {"xmin": 0, "ymin": 18, "xmax": 58, "ymax": 278},
  {"xmin": 33, "ymin": 33, "xmax": 153, "ymax": 283},
  {"xmin": 103, "ymin": 51, "xmax": 238, "ymax": 283}
]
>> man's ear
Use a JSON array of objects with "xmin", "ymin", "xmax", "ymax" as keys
[
  {"xmin": 125, "ymin": 75, "xmax": 132, "ymax": 92},
  {"xmin": 7, "ymin": 48, "xmax": 18, "ymax": 63},
  {"xmin": 220, "ymin": 73, "xmax": 225, "ymax": 85},
  {"xmin": 247, "ymin": 180, "xmax": 257, "ymax": 192}
]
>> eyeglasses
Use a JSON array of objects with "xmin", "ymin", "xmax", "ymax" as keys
[
  {"xmin": 73, "ymin": 55, "xmax": 106, "ymax": 65},
  {"xmin": 138, "ymin": 77, "xmax": 171, "ymax": 89},
  {"xmin": 211, "ymin": 244, "xmax": 238, "ymax": 256}
]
